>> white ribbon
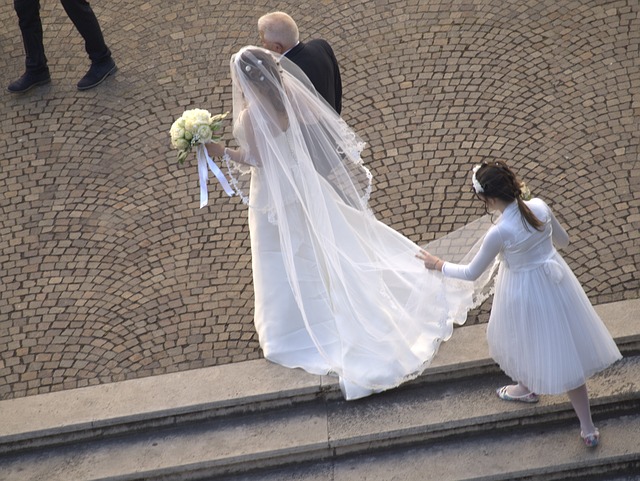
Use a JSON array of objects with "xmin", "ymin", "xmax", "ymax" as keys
[{"xmin": 196, "ymin": 144, "xmax": 234, "ymax": 208}]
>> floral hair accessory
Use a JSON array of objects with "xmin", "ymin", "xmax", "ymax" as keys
[
  {"xmin": 519, "ymin": 181, "xmax": 532, "ymax": 200},
  {"xmin": 472, "ymin": 164, "xmax": 484, "ymax": 194}
]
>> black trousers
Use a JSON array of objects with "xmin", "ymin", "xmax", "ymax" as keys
[{"xmin": 14, "ymin": 0, "xmax": 111, "ymax": 74}]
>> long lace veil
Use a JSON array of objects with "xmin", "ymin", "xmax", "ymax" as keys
[{"xmin": 222, "ymin": 46, "xmax": 496, "ymax": 398}]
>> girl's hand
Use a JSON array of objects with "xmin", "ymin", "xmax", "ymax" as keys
[{"xmin": 416, "ymin": 249, "xmax": 443, "ymax": 271}]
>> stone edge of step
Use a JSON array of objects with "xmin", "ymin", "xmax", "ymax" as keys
[
  {"xmin": 60, "ymin": 405, "xmax": 640, "ymax": 481},
  {"xmin": 0, "ymin": 298, "xmax": 638, "ymax": 456}
]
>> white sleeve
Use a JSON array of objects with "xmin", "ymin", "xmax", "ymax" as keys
[
  {"xmin": 441, "ymin": 227, "xmax": 503, "ymax": 281},
  {"xmin": 549, "ymin": 207, "xmax": 569, "ymax": 248},
  {"xmin": 231, "ymin": 110, "xmax": 261, "ymax": 167}
]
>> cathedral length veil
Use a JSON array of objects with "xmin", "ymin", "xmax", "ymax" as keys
[{"xmin": 223, "ymin": 46, "xmax": 496, "ymax": 399}]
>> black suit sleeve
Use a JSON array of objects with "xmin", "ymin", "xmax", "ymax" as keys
[{"xmin": 286, "ymin": 39, "xmax": 342, "ymax": 114}]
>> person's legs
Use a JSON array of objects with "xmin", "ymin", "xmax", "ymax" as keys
[
  {"xmin": 8, "ymin": 0, "xmax": 51, "ymax": 93},
  {"xmin": 59, "ymin": 0, "xmax": 116, "ymax": 90},
  {"xmin": 14, "ymin": 0, "xmax": 48, "ymax": 73},
  {"xmin": 567, "ymin": 383, "xmax": 599, "ymax": 445},
  {"xmin": 59, "ymin": 0, "xmax": 111, "ymax": 63}
]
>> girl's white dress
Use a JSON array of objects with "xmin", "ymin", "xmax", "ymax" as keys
[{"xmin": 442, "ymin": 198, "xmax": 622, "ymax": 394}]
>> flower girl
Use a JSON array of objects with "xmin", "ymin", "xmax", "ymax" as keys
[{"xmin": 418, "ymin": 161, "xmax": 622, "ymax": 447}]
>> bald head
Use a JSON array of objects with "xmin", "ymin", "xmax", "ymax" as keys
[{"xmin": 258, "ymin": 11, "xmax": 300, "ymax": 54}]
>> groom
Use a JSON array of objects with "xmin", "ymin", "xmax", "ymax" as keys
[{"xmin": 258, "ymin": 11, "xmax": 342, "ymax": 114}]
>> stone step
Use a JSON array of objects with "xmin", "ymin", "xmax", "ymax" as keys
[
  {"xmin": 215, "ymin": 414, "xmax": 640, "ymax": 481},
  {"xmin": 0, "ymin": 353, "xmax": 638, "ymax": 481},
  {"xmin": 1, "ymin": 298, "xmax": 638, "ymax": 458}
]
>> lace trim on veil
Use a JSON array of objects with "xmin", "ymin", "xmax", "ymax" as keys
[{"xmin": 224, "ymin": 127, "xmax": 371, "ymax": 225}]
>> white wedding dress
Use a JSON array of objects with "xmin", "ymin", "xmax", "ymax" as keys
[
  {"xmin": 245, "ymin": 130, "xmax": 487, "ymax": 399},
  {"xmin": 222, "ymin": 47, "xmax": 493, "ymax": 399}
]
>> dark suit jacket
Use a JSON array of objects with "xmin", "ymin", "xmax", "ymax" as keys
[{"xmin": 285, "ymin": 39, "xmax": 342, "ymax": 114}]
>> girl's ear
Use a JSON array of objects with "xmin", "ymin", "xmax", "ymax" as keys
[{"xmin": 481, "ymin": 195, "xmax": 495, "ymax": 210}]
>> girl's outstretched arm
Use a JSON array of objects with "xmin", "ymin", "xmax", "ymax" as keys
[{"xmin": 418, "ymin": 227, "xmax": 502, "ymax": 281}]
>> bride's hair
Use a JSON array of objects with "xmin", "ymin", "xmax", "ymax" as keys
[
  {"xmin": 475, "ymin": 161, "xmax": 543, "ymax": 231},
  {"xmin": 237, "ymin": 48, "xmax": 286, "ymax": 116}
]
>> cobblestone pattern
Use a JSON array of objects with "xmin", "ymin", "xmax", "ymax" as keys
[{"xmin": 0, "ymin": 0, "xmax": 638, "ymax": 400}]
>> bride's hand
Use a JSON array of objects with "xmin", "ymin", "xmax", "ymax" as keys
[{"xmin": 205, "ymin": 142, "xmax": 224, "ymax": 158}]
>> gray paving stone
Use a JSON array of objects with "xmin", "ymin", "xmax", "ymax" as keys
[{"xmin": 0, "ymin": 0, "xmax": 638, "ymax": 401}]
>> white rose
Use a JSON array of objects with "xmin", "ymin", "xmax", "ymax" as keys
[
  {"xmin": 195, "ymin": 125, "xmax": 212, "ymax": 143},
  {"xmin": 192, "ymin": 109, "xmax": 212, "ymax": 122},
  {"xmin": 169, "ymin": 120, "xmax": 184, "ymax": 143},
  {"xmin": 175, "ymin": 138, "xmax": 190, "ymax": 151},
  {"xmin": 170, "ymin": 127, "xmax": 185, "ymax": 142},
  {"xmin": 185, "ymin": 109, "xmax": 210, "ymax": 126},
  {"xmin": 183, "ymin": 117, "xmax": 195, "ymax": 132}
]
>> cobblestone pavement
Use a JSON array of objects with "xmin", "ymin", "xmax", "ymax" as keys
[{"xmin": 0, "ymin": 0, "xmax": 638, "ymax": 400}]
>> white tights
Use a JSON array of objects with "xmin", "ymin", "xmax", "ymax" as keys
[
  {"xmin": 509, "ymin": 382, "xmax": 596, "ymax": 435},
  {"xmin": 567, "ymin": 383, "xmax": 596, "ymax": 435}
]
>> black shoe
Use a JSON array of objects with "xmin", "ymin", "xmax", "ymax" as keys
[
  {"xmin": 7, "ymin": 71, "xmax": 51, "ymax": 94},
  {"xmin": 77, "ymin": 59, "xmax": 117, "ymax": 90}
]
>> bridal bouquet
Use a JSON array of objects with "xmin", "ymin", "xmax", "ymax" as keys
[
  {"xmin": 170, "ymin": 109, "xmax": 228, "ymax": 164},
  {"xmin": 169, "ymin": 109, "xmax": 234, "ymax": 207}
]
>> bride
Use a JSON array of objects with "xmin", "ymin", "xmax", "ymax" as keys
[{"xmin": 205, "ymin": 46, "xmax": 492, "ymax": 399}]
